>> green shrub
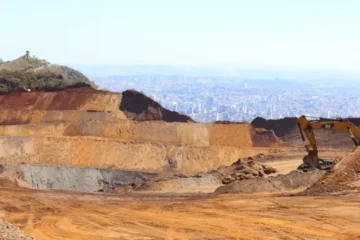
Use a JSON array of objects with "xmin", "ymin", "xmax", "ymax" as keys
[{"xmin": 0, "ymin": 70, "xmax": 90, "ymax": 94}]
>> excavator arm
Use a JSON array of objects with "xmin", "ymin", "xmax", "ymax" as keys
[{"xmin": 297, "ymin": 115, "xmax": 360, "ymax": 168}]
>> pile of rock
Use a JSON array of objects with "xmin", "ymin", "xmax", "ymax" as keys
[{"xmin": 210, "ymin": 154, "xmax": 277, "ymax": 184}]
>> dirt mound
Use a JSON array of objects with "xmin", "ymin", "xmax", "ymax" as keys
[
  {"xmin": 120, "ymin": 90, "xmax": 193, "ymax": 122},
  {"xmin": 348, "ymin": 118, "xmax": 360, "ymax": 126},
  {"xmin": 0, "ymin": 219, "xmax": 35, "ymax": 240},
  {"xmin": 207, "ymin": 154, "xmax": 277, "ymax": 184},
  {"xmin": 216, "ymin": 169, "xmax": 325, "ymax": 194},
  {"xmin": 140, "ymin": 154, "xmax": 276, "ymax": 193},
  {"xmin": 251, "ymin": 117, "xmax": 297, "ymax": 138},
  {"xmin": 303, "ymin": 147, "xmax": 360, "ymax": 195},
  {"xmin": 251, "ymin": 128, "xmax": 283, "ymax": 147},
  {"xmin": 251, "ymin": 117, "xmax": 360, "ymax": 149}
]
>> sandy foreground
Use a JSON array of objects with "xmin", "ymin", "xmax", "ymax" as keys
[{"xmin": 0, "ymin": 187, "xmax": 358, "ymax": 240}]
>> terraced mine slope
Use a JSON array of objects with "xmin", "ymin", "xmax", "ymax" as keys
[
  {"xmin": 1, "ymin": 56, "xmax": 360, "ymax": 240},
  {"xmin": 0, "ymin": 86, "xmax": 283, "ymax": 191}
]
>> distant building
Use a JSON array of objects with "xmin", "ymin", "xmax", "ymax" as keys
[{"xmin": 216, "ymin": 112, "xmax": 221, "ymax": 121}]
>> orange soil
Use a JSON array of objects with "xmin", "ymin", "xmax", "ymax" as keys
[
  {"xmin": 0, "ymin": 188, "xmax": 360, "ymax": 240},
  {"xmin": 0, "ymin": 88, "xmax": 125, "ymax": 118},
  {"xmin": 0, "ymin": 135, "xmax": 275, "ymax": 175}
]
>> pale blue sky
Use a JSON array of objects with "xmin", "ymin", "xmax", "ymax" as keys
[{"xmin": 1, "ymin": 0, "xmax": 359, "ymax": 70}]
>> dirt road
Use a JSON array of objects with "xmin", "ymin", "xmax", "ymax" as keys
[{"xmin": 0, "ymin": 188, "xmax": 359, "ymax": 239}]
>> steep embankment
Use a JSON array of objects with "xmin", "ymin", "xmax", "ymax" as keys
[
  {"xmin": 0, "ymin": 87, "xmax": 281, "ymax": 148},
  {"xmin": 120, "ymin": 90, "xmax": 193, "ymax": 122},
  {"xmin": 0, "ymin": 88, "xmax": 195, "ymax": 123},
  {"xmin": 0, "ymin": 121, "xmax": 255, "ymax": 147},
  {"xmin": 0, "ymin": 87, "xmax": 127, "ymax": 121},
  {"xmin": 304, "ymin": 147, "xmax": 360, "ymax": 195},
  {"xmin": 0, "ymin": 85, "xmax": 280, "ymax": 178},
  {"xmin": 0, "ymin": 87, "xmax": 122, "ymax": 112},
  {"xmin": 0, "ymin": 136, "xmax": 272, "ymax": 175},
  {"xmin": 251, "ymin": 117, "xmax": 360, "ymax": 149}
]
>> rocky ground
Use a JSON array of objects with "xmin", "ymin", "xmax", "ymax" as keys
[{"xmin": 0, "ymin": 219, "xmax": 35, "ymax": 240}]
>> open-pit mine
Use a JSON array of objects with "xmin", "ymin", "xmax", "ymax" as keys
[{"xmin": 0, "ymin": 57, "xmax": 360, "ymax": 239}]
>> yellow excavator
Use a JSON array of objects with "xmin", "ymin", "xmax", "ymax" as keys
[{"xmin": 297, "ymin": 115, "xmax": 360, "ymax": 169}]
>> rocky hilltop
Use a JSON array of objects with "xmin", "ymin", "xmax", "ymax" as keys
[{"xmin": 0, "ymin": 52, "xmax": 96, "ymax": 93}]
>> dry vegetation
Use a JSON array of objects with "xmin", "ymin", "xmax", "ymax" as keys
[{"xmin": 0, "ymin": 55, "xmax": 96, "ymax": 93}]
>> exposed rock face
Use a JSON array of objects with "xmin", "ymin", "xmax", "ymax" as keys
[
  {"xmin": 0, "ymin": 135, "xmax": 274, "ymax": 175},
  {"xmin": 120, "ymin": 90, "xmax": 193, "ymax": 122},
  {"xmin": 0, "ymin": 87, "xmax": 126, "ymax": 119},
  {"xmin": 0, "ymin": 164, "xmax": 157, "ymax": 192}
]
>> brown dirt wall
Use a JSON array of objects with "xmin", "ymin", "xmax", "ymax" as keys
[
  {"xmin": 0, "ymin": 136, "xmax": 274, "ymax": 175},
  {"xmin": 0, "ymin": 121, "xmax": 281, "ymax": 148}
]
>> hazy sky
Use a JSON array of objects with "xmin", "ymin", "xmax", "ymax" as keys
[{"xmin": 1, "ymin": 0, "xmax": 359, "ymax": 70}]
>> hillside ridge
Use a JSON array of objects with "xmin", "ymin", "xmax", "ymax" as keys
[{"xmin": 0, "ymin": 52, "xmax": 96, "ymax": 93}]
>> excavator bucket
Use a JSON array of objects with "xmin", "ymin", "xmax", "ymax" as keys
[{"xmin": 302, "ymin": 150, "xmax": 320, "ymax": 169}]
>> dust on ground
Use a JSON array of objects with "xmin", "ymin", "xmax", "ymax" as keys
[{"xmin": 0, "ymin": 187, "xmax": 360, "ymax": 239}]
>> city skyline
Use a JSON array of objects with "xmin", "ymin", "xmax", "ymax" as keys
[{"xmin": 90, "ymin": 72, "xmax": 360, "ymax": 122}]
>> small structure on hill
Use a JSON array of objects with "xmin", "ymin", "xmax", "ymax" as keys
[{"xmin": 25, "ymin": 51, "xmax": 30, "ymax": 58}]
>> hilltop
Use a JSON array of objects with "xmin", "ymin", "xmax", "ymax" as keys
[{"xmin": 0, "ymin": 52, "xmax": 96, "ymax": 93}]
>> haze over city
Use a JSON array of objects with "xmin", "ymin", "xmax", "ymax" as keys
[{"xmin": 1, "ymin": 0, "xmax": 360, "ymax": 122}]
